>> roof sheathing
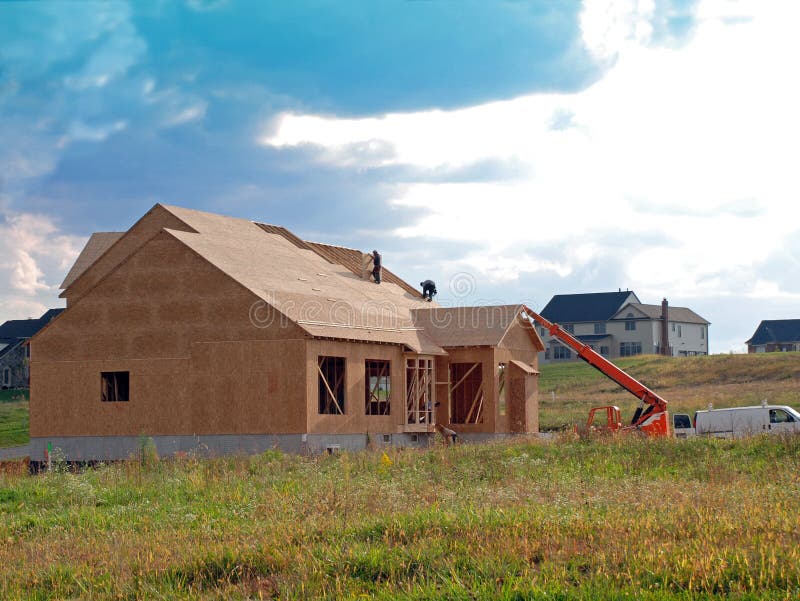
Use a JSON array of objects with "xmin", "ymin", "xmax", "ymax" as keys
[
  {"xmin": 60, "ymin": 232, "xmax": 125, "ymax": 289},
  {"xmin": 162, "ymin": 210, "xmax": 444, "ymax": 354},
  {"xmin": 59, "ymin": 204, "xmax": 198, "ymax": 298},
  {"xmin": 412, "ymin": 304, "xmax": 543, "ymax": 351}
]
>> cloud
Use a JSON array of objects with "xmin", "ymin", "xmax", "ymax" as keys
[
  {"xmin": 260, "ymin": 0, "xmax": 800, "ymax": 316},
  {"xmin": 0, "ymin": 211, "xmax": 82, "ymax": 320},
  {"xmin": 252, "ymin": 0, "xmax": 800, "ymax": 351}
]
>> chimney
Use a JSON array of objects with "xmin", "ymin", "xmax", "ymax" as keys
[{"xmin": 660, "ymin": 298, "xmax": 670, "ymax": 356}]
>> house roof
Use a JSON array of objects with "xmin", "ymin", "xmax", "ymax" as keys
[
  {"xmin": 411, "ymin": 305, "xmax": 543, "ymax": 351},
  {"xmin": 576, "ymin": 334, "xmax": 611, "ymax": 342},
  {"xmin": 509, "ymin": 359, "xmax": 539, "ymax": 375},
  {"xmin": 612, "ymin": 303, "xmax": 710, "ymax": 325},
  {"xmin": 540, "ymin": 291, "xmax": 639, "ymax": 323},
  {"xmin": 746, "ymin": 319, "xmax": 800, "ymax": 345},
  {"xmin": 0, "ymin": 309, "xmax": 64, "ymax": 340},
  {"xmin": 153, "ymin": 205, "xmax": 445, "ymax": 354},
  {"xmin": 60, "ymin": 232, "xmax": 125, "ymax": 289},
  {"xmin": 0, "ymin": 309, "xmax": 64, "ymax": 353},
  {"xmin": 57, "ymin": 203, "xmax": 539, "ymax": 356}
]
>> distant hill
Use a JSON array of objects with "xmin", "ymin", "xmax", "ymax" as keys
[{"xmin": 538, "ymin": 353, "xmax": 800, "ymax": 430}]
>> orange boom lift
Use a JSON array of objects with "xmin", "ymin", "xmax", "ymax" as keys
[{"xmin": 522, "ymin": 306, "xmax": 670, "ymax": 437}]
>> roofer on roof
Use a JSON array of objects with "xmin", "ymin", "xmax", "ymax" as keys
[
  {"xmin": 371, "ymin": 250, "xmax": 382, "ymax": 284},
  {"xmin": 420, "ymin": 280, "xmax": 436, "ymax": 301}
]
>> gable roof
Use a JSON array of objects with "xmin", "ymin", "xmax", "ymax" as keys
[
  {"xmin": 57, "ymin": 204, "xmax": 542, "ymax": 356},
  {"xmin": 60, "ymin": 232, "xmax": 125, "ymax": 289},
  {"xmin": 411, "ymin": 305, "xmax": 543, "ymax": 351},
  {"xmin": 540, "ymin": 291, "xmax": 639, "ymax": 323},
  {"xmin": 746, "ymin": 319, "xmax": 800, "ymax": 345},
  {"xmin": 59, "ymin": 204, "xmax": 198, "ymax": 299},
  {"xmin": 156, "ymin": 206, "xmax": 445, "ymax": 354},
  {"xmin": 612, "ymin": 303, "xmax": 709, "ymax": 325},
  {"xmin": 0, "ymin": 309, "xmax": 64, "ymax": 344}
]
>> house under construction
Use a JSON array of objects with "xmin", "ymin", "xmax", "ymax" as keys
[{"xmin": 29, "ymin": 204, "xmax": 543, "ymax": 461}]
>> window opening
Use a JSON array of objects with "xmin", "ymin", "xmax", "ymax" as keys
[
  {"xmin": 101, "ymin": 371, "xmax": 129, "ymax": 402},
  {"xmin": 365, "ymin": 360, "xmax": 391, "ymax": 415},
  {"xmin": 498, "ymin": 363, "xmax": 507, "ymax": 416},
  {"xmin": 318, "ymin": 356, "xmax": 345, "ymax": 414},
  {"xmin": 450, "ymin": 362, "xmax": 484, "ymax": 424},
  {"xmin": 406, "ymin": 357, "xmax": 434, "ymax": 424}
]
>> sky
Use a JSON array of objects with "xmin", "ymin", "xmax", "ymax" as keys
[{"xmin": 1, "ymin": 0, "xmax": 798, "ymax": 354}]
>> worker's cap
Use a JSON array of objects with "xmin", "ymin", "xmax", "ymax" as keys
[{"xmin": 373, "ymin": 250, "xmax": 378, "ymax": 254}]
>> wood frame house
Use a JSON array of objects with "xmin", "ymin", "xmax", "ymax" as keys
[{"xmin": 29, "ymin": 204, "xmax": 543, "ymax": 461}]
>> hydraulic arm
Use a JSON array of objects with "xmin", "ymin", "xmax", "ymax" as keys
[{"xmin": 522, "ymin": 305, "xmax": 669, "ymax": 436}]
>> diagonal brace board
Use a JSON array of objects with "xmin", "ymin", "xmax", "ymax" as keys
[{"xmin": 317, "ymin": 361, "xmax": 344, "ymax": 415}]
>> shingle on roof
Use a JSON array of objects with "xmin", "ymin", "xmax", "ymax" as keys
[
  {"xmin": 0, "ymin": 309, "xmax": 64, "ymax": 341},
  {"xmin": 746, "ymin": 319, "xmax": 800, "ymax": 345},
  {"xmin": 60, "ymin": 232, "xmax": 125, "ymax": 289},
  {"xmin": 540, "ymin": 291, "xmax": 638, "ymax": 323},
  {"xmin": 614, "ymin": 303, "xmax": 709, "ymax": 325},
  {"xmin": 576, "ymin": 334, "xmax": 611, "ymax": 342}
]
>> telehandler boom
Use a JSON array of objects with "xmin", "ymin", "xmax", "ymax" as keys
[{"xmin": 522, "ymin": 305, "xmax": 670, "ymax": 437}]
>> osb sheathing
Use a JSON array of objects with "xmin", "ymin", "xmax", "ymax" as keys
[
  {"xmin": 61, "ymin": 205, "xmax": 194, "ymax": 305},
  {"xmin": 432, "ymin": 317, "xmax": 540, "ymax": 435},
  {"xmin": 437, "ymin": 347, "xmax": 497, "ymax": 434},
  {"xmin": 496, "ymin": 318, "xmax": 540, "ymax": 434},
  {"xmin": 31, "ymin": 231, "xmax": 309, "ymax": 437},
  {"xmin": 305, "ymin": 338, "xmax": 405, "ymax": 435}
]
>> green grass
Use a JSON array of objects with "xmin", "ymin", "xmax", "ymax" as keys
[
  {"xmin": 0, "ymin": 390, "xmax": 29, "ymax": 448},
  {"xmin": 1, "ymin": 436, "xmax": 800, "ymax": 599},
  {"xmin": 539, "ymin": 353, "xmax": 800, "ymax": 431},
  {"xmin": 0, "ymin": 388, "xmax": 29, "ymax": 403}
]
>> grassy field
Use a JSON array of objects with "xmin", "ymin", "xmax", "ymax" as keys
[
  {"xmin": 0, "ymin": 389, "xmax": 28, "ymax": 448},
  {"xmin": 538, "ymin": 352, "xmax": 800, "ymax": 431},
  {"xmin": 1, "ymin": 436, "xmax": 800, "ymax": 599}
]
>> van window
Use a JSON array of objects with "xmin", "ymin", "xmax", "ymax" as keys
[
  {"xmin": 769, "ymin": 409, "xmax": 794, "ymax": 424},
  {"xmin": 673, "ymin": 414, "xmax": 692, "ymax": 429}
]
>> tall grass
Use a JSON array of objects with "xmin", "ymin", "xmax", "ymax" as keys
[{"xmin": 2, "ymin": 436, "xmax": 800, "ymax": 599}]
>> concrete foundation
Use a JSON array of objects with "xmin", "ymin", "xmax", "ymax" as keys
[{"xmin": 28, "ymin": 432, "xmax": 439, "ymax": 462}]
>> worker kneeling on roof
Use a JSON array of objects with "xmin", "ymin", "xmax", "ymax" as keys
[{"xmin": 420, "ymin": 280, "xmax": 436, "ymax": 301}]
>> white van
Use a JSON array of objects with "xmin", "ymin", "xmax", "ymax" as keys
[{"xmin": 672, "ymin": 405, "xmax": 800, "ymax": 438}]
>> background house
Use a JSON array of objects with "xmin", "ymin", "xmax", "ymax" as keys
[
  {"xmin": 746, "ymin": 320, "xmax": 800, "ymax": 353},
  {"xmin": 537, "ymin": 291, "xmax": 709, "ymax": 362},
  {"xmin": 0, "ymin": 309, "xmax": 63, "ymax": 389},
  {"xmin": 29, "ymin": 204, "xmax": 543, "ymax": 462}
]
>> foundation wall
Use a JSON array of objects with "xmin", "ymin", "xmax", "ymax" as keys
[{"xmin": 28, "ymin": 432, "xmax": 436, "ymax": 462}]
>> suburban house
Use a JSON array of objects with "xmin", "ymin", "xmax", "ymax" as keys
[
  {"xmin": 0, "ymin": 309, "xmax": 63, "ymax": 389},
  {"xmin": 746, "ymin": 320, "xmax": 800, "ymax": 353},
  {"xmin": 29, "ymin": 204, "xmax": 543, "ymax": 462},
  {"xmin": 537, "ymin": 291, "xmax": 710, "ymax": 363}
]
